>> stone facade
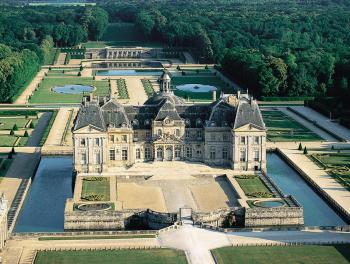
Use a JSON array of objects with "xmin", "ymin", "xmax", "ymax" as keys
[
  {"xmin": 72, "ymin": 70, "xmax": 267, "ymax": 174},
  {"xmin": 0, "ymin": 193, "xmax": 8, "ymax": 250},
  {"xmin": 85, "ymin": 47, "xmax": 161, "ymax": 59}
]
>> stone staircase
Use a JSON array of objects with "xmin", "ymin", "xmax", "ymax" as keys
[{"xmin": 19, "ymin": 249, "xmax": 37, "ymax": 264}]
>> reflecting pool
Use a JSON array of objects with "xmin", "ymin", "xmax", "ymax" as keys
[
  {"xmin": 15, "ymin": 157, "xmax": 73, "ymax": 232},
  {"xmin": 52, "ymin": 84, "xmax": 94, "ymax": 94},
  {"xmin": 96, "ymin": 70, "xmax": 163, "ymax": 76},
  {"xmin": 267, "ymin": 153, "xmax": 346, "ymax": 226},
  {"xmin": 175, "ymin": 84, "xmax": 217, "ymax": 93}
]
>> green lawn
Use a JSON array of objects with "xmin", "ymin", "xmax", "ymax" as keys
[
  {"xmin": 34, "ymin": 249, "xmax": 187, "ymax": 264},
  {"xmin": 212, "ymin": 245, "xmax": 350, "ymax": 264},
  {"xmin": 29, "ymin": 77, "xmax": 110, "ymax": 103},
  {"xmin": 0, "ymin": 136, "xmax": 19, "ymax": 147},
  {"xmin": 262, "ymin": 110, "xmax": 322, "ymax": 141},
  {"xmin": 81, "ymin": 177, "xmax": 110, "ymax": 201},
  {"xmin": 83, "ymin": 23, "xmax": 161, "ymax": 48},
  {"xmin": 0, "ymin": 117, "xmax": 29, "ymax": 130},
  {"xmin": 172, "ymin": 75, "xmax": 230, "ymax": 101},
  {"xmin": 235, "ymin": 175, "xmax": 273, "ymax": 198}
]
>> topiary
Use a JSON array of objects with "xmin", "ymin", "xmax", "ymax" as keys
[
  {"xmin": 298, "ymin": 143, "xmax": 303, "ymax": 151},
  {"xmin": 24, "ymin": 130, "xmax": 29, "ymax": 137},
  {"xmin": 12, "ymin": 124, "xmax": 18, "ymax": 131},
  {"xmin": 303, "ymin": 146, "xmax": 308, "ymax": 155}
]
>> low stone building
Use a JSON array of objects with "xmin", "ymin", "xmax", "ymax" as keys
[
  {"xmin": 0, "ymin": 193, "xmax": 8, "ymax": 250},
  {"xmin": 72, "ymin": 70, "xmax": 266, "ymax": 174}
]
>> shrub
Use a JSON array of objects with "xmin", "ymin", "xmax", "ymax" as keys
[
  {"xmin": 24, "ymin": 130, "xmax": 29, "ymax": 137},
  {"xmin": 12, "ymin": 124, "xmax": 18, "ymax": 131},
  {"xmin": 303, "ymin": 146, "xmax": 308, "ymax": 154},
  {"xmin": 247, "ymin": 191, "xmax": 273, "ymax": 198},
  {"xmin": 77, "ymin": 71, "xmax": 81, "ymax": 76},
  {"xmin": 29, "ymin": 122, "xmax": 34, "ymax": 129},
  {"xmin": 298, "ymin": 143, "xmax": 303, "ymax": 151},
  {"xmin": 81, "ymin": 194, "xmax": 105, "ymax": 201},
  {"xmin": 177, "ymin": 65, "xmax": 181, "ymax": 70}
]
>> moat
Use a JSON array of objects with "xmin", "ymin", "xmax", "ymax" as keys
[{"xmin": 14, "ymin": 154, "xmax": 345, "ymax": 232}]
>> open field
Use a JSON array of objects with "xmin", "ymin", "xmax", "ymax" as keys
[
  {"xmin": 262, "ymin": 110, "xmax": 322, "ymax": 141},
  {"xmin": 172, "ymin": 75, "xmax": 228, "ymax": 101},
  {"xmin": 311, "ymin": 152, "xmax": 350, "ymax": 190},
  {"xmin": 34, "ymin": 249, "xmax": 187, "ymax": 264},
  {"xmin": 81, "ymin": 177, "xmax": 110, "ymax": 201},
  {"xmin": 83, "ymin": 23, "xmax": 161, "ymax": 48},
  {"xmin": 212, "ymin": 244, "xmax": 350, "ymax": 264},
  {"xmin": 29, "ymin": 77, "xmax": 109, "ymax": 103},
  {"xmin": 234, "ymin": 175, "xmax": 272, "ymax": 198}
]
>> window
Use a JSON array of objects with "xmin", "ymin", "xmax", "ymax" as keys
[
  {"xmin": 175, "ymin": 147, "xmax": 181, "ymax": 158},
  {"xmin": 210, "ymin": 147, "xmax": 216, "ymax": 159},
  {"xmin": 240, "ymin": 150, "xmax": 246, "ymax": 162},
  {"xmin": 196, "ymin": 150, "xmax": 202, "ymax": 157},
  {"xmin": 95, "ymin": 153, "xmax": 101, "ymax": 164},
  {"xmin": 80, "ymin": 138, "xmax": 86, "ymax": 147},
  {"xmin": 211, "ymin": 134, "xmax": 216, "ymax": 141},
  {"xmin": 95, "ymin": 138, "xmax": 100, "ymax": 146},
  {"xmin": 134, "ymin": 132, "xmax": 138, "ymax": 141},
  {"xmin": 81, "ymin": 153, "xmax": 86, "ymax": 164},
  {"xmin": 109, "ymin": 135, "xmax": 114, "ymax": 143},
  {"xmin": 122, "ymin": 149, "xmax": 128, "ymax": 160},
  {"xmin": 222, "ymin": 147, "xmax": 228, "ymax": 159},
  {"xmin": 109, "ymin": 149, "xmax": 115, "ymax": 161},
  {"xmin": 254, "ymin": 136, "xmax": 260, "ymax": 144},
  {"xmin": 146, "ymin": 131, "xmax": 151, "ymax": 139},
  {"xmin": 223, "ymin": 134, "xmax": 228, "ymax": 141},
  {"xmin": 185, "ymin": 130, "xmax": 190, "ymax": 139},
  {"xmin": 136, "ymin": 148, "xmax": 141, "ymax": 159},
  {"xmin": 254, "ymin": 150, "xmax": 260, "ymax": 162},
  {"xmin": 158, "ymin": 129, "xmax": 162, "ymax": 136},
  {"xmin": 145, "ymin": 147, "xmax": 151, "ymax": 159},
  {"xmin": 240, "ymin": 136, "xmax": 246, "ymax": 144},
  {"xmin": 122, "ymin": 135, "xmax": 127, "ymax": 142},
  {"xmin": 157, "ymin": 147, "xmax": 163, "ymax": 159},
  {"xmin": 175, "ymin": 129, "xmax": 180, "ymax": 137},
  {"xmin": 186, "ymin": 147, "xmax": 192, "ymax": 158},
  {"xmin": 196, "ymin": 130, "xmax": 202, "ymax": 139}
]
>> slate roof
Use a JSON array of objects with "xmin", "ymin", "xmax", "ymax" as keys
[{"xmin": 73, "ymin": 92, "xmax": 265, "ymax": 132}]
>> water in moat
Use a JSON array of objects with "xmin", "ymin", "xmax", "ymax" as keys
[
  {"xmin": 267, "ymin": 153, "xmax": 346, "ymax": 226},
  {"xmin": 15, "ymin": 157, "xmax": 73, "ymax": 232},
  {"xmin": 14, "ymin": 154, "xmax": 345, "ymax": 232}
]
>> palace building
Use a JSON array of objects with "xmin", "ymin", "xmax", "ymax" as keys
[{"xmin": 72, "ymin": 70, "xmax": 267, "ymax": 174}]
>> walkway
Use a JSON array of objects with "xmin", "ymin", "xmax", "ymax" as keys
[
  {"xmin": 183, "ymin": 52, "xmax": 196, "ymax": 64},
  {"xmin": 55, "ymin": 53, "xmax": 66, "ymax": 66},
  {"xmin": 289, "ymin": 106, "xmax": 350, "ymax": 142},
  {"xmin": 15, "ymin": 69, "xmax": 48, "ymax": 104},
  {"xmin": 124, "ymin": 76, "xmax": 148, "ymax": 105},
  {"xmin": 44, "ymin": 108, "xmax": 71, "ymax": 146}
]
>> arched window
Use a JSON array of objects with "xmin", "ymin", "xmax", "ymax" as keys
[
  {"xmin": 157, "ymin": 147, "xmax": 163, "ymax": 160},
  {"xmin": 175, "ymin": 129, "xmax": 180, "ymax": 137},
  {"xmin": 157, "ymin": 129, "xmax": 162, "ymax": 136}
]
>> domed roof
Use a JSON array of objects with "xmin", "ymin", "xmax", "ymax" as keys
[
  {"xmin": 144, "ymin": 92, "xmax": 186, "ymax": 105},
  {"xmin": 161, "ymin": 69, "xmax": 171, "ymax": 81}
]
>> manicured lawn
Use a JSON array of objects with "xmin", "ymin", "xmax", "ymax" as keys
[
  {"xmin": 235, "ymin": 175, "xmax": 272, "ymax": 198},
  {"xmin": 262, "ymin": 110, "xmax": 322, "ymax": 141},
  {"xmin": 172, "ymin": 75, "xmax": 229, "ymax": 101},
  {"xmin": 83, "ymin": 23, "xmax": 161, "ymax": 48},
  {"xmin": 81, "ymin": 177, "xmax": 110, "ymax": 201},
  {"xmin": 0, "ymin": 136, "xmax": 19, "ymax": 147},
  {"xmin": 29, "ymin": 77, "xmax": 110, "ymax": 103},
  {"xmin": 212, "ymin": 245, "xmax": 350, "ymax": 264},
  {"xmin": 0, "ymin": 117, "xmax": 29, "ymax": 130},
  {"xmin": 34, "ymin": 249, "xmax": 187, "ymax": 264}
]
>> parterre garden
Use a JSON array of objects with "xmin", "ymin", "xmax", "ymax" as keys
[
  {"xmin": 29, "ymin": 77, "xmax": 110, "ymax": 103},
  {"xmin": 234, "ymin": 175, "xmax": 273, "ymax": 198},
  {"xmin": 81, "ymin": 177, "xmax": 110, "ymax": 201},
  {"xmin": 141, "ymin": 79, "xmax": 155, "ymax": 98},
  {"xmin": 212, "ymin": 244, "xmax": 350, "ymax": 264},
  {"xmin": 116, "ymin": 79, "xmax": 129, "ymax": 99},
  {"xmin": 34, "ymin": 249, "xmax": 187, "ymax": 264},
  {"xmin": 310, "ymin": 151, "xmax": 350, "ymax": 190},
  {"xmin": 261, "ymin": 110, "xmax": 322, "ymax": 141}
]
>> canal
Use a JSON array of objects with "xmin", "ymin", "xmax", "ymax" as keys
[{"xmin": 267, "ymin": 153, "xmax": 346, "ymax": 226}]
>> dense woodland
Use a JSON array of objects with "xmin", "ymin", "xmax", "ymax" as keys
[{"xmin": 0, "ymin": 0, "xmax": 349, "ymax": 111}]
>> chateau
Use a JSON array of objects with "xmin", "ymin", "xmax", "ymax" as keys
[{"xmin": 72, "ymin": 70, "xmax": 267, "ymax": 173}]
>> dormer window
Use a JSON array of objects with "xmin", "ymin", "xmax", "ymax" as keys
[
  {"xmin": 185, "ymin": 119, "xmax": 191, "ymax": 126},
  {"xmin": 145, "ymin": 119, "xmax": 150, "ymax": 126}
]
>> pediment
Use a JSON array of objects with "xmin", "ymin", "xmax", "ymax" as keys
[
  {"xmin": 234, "ymin": 123, "xmax": 264, "ymax": 132},
  {"xmin": 74, "ymin": 124, "xmax": 105, "ymax": 133}
]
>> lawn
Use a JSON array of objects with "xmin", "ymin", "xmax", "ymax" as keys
[
  {"xmin": 81, "ymin": 177, "xmax": 110, "ymax": 201},
  {"xmin": 0, "ymin": 117, "xmax": 29, "ymax": 130},
  {"xmin": 262, "ymin": 110, "xmax": 322, "ymax": 141},
  {"xmin": 83, "ymin": 23, "xmax": 161, "ymax": 48},
  {"xmin": 34, "ymin": 249, "xmax": 187, "ymax": 264},
  {"xmin": 212, "ymin": 244, "xmax": 350, "ymax": 264},
  {"xmin": 29, "ymin": 77, "xmax": 110, "ymax": 103},
  {"xmin": 234, "ymin": 175, "xmax": 273, "ymax": 198},
  {"xmin": 172, "ymin": 75, "xmax": 229, "ymax": 101}
]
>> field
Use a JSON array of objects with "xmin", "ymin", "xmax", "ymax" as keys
[
  {"xmin": 29, "ymin": 77, "xmax": 110, "ymax": 104},
  {"xmin": 172, "ymin": 75, "xmax": 229, "ymax": 101},
  {"xmin": 311, "ymin": 152, "xmax": 350, "ymax": 190},
  {"xmin": 34, "ymin": 249, "xmax": 187, "ymax": 264},
  {"xmin": 83, "ymin": 23, "xmax": 161, "ymax": 48},
  {"xmin": 212, "ymin": 244, "xmax": 350, "ymax": 264},
  {"xmin": 234, "ymin": 175, "xmax": 272, "ymax": 198},
  {"xmin": 81, "ymin": 177, "xmax": 110, "ymax": 201},
  {"xmin": 261, "ymin": 110, "xmax": 322, "ymax": 141}
]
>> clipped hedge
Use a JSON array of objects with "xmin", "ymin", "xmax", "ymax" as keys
[{"xmin": 261, "ymin": 96, "xmax": 314, "ymax": 101}]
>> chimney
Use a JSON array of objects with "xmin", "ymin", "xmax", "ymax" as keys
[{"xmin": 212, "ymin": 90, "xmax": 217, "ymax": 102}]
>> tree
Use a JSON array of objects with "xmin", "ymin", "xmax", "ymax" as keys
[
  {"xmin": 12, "ymin": 124, "xmax": 18, "ymax": 131},
  {"xmin": 303, "ymin": 146, "xmax": 308, "ymax": 155},
  {"xmin": 24, "ymin": 130, "xmax": 29, "ymax": 137},
  {"xmin": 298, "ymin": 143, "xmax": 303, "ymax": 151}
]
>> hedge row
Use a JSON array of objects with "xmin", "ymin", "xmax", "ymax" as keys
[{"xmin": 261, "ymin": 96, "xmax": 314, "ymax": 101}]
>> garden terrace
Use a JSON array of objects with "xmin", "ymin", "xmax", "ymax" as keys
[
  {"xmin": 261, "ymin": 110, "xmax": 322, "ymax": 142},
  {"xmin": 28, "ymin": 77, "xmax": 110, "ymax": 104},
  {"xmin": 234, "ymin": 175, "xmax": 273, "ymax": 198},
  {"xmin": 81, "ymin": 177, "xmax": 110, "ymax": 201},
  {"xmin": 34, "ymin": 249, "xmax": 187, "ymax": 264},
  {"xmin": 211, "ymin": 244, "xmax": 350, "ymax": 264}
]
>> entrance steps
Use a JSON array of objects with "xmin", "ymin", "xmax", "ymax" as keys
[{"xmin": 19, "ymin": 249, "xmax": 36, "ymax": 264}]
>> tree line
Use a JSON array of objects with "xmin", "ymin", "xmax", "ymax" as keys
[{"xmin": 0, "ymin": 5, "xmax": 108, "ymax": 102}]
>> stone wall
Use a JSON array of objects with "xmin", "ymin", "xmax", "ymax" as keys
[
  {"xmin": 192, "ymin": 207, "xmax": 245, "ymax": 227},
  {"xmin": 245, "ymin": 207, "xmax": 304, "ymax": 227}
]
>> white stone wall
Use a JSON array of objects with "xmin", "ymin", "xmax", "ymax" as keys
[{"xmin": 0, "ymin": 196, "xmax": 8, "ymax": 250}]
